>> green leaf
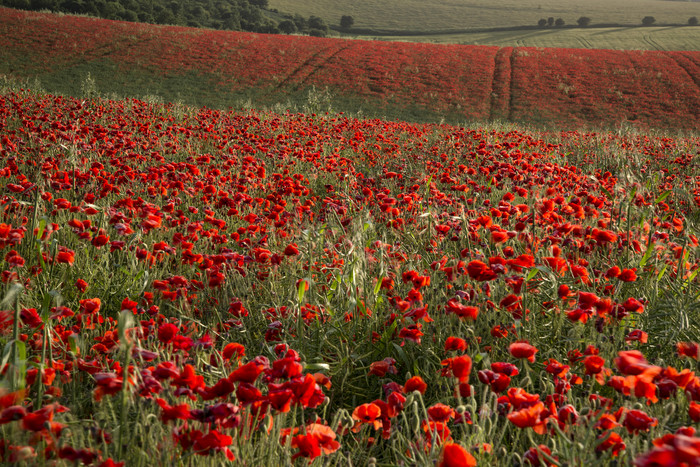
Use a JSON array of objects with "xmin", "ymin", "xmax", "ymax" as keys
[
  {"xmin": 655, "ymin": 190, "xmax": 671, "ymax": 204},
  {"xmin": 599, "ymin": 185, "xmax": 613, "ymax": 200},
  {"xmin": 297, "ymin": 279, "xmax": 307, "ymax": 303},
  {"xmin": 392, "ymin": 342, "xmax": 410, "ymax": 370},
  {"xmin": 525, "ymin": 268, "xmax": 540, "ymax": 281},
  {"xmin": 373, "ymin": 276, "xmax": 383, "ymax": 296},
  {"xmin": 639, "ymin": 242, "xmax": 655, "ymax": 268},
  {"xmin": 35, "ymin": 217, "xmax": 47, "ymax": 240},
  {"xmin": 657, "ymin": 263, "xmax": 668, "ymax": 281},
  {"xmin": 305, "ymin": 363, "xmax": 330, "ymax": 371}
]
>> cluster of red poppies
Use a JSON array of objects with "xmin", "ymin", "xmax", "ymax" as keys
[
  {"xmin": 0, "ymin": 88, "xmax": 699, "ymax": 464},
  {"xmin": 1, "ymin": 7, "xmax": 698, "ymax": 130}
]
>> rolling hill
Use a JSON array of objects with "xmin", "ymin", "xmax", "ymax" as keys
[{"xmin": 0, "ymin": 7, "xmax": 698, "ymax": 130}]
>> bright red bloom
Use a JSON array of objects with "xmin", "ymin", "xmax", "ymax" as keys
[
  {"xmin": 79, "ymin": 297, "xmax": 101, "ymax": 314},
  {"xmin": 441, "ymin": 355, "xmax": 472, "ymax": 382},
  {"xmin": 477, "ymin": 370, "xmax": 511, "ymax": 393},
  {"xmin": 689, "ymin": 402, "xmax": 700, "ymax": 422},
  {"xmin": 619, "ymin": 268, "xmax": 637, "ymax": 282},
  {"xmin": 228, "ymin": 360, "xmax": 266, "ymax": 384},
  {"xmin": 157, "ymin": 323, "xmax": 179, "ymax": 344},
  {"xmin": 369, "ymin": 358, "xmax": 397, "ymax": 377},
  {"xmin": 222, "ymin": 343, "xmax": 245, "ymax": 361},
  {"xmin": 404, "ymin": 376, "xmax": 427, "ymax": 394},
  {"xmin": 351, "ymin": 403, "xmax": 382, "ymax": 431},
  {"xmin": 56, "ymin": 250, "xmax": 75, "ymax": 265},
  {"xmin": 615, "ymin": 350, "xmax": 661, "ymax": 378},
  {"xmin": 507, "ymin": 401, "xmax": 548, "ymax": 434},
  {"xmin": 428, "ymin": 403, "xmax": 455, "ymax": 422},
  {"xmin": 622, "ymin": 409, "xmax": 658, "ymax": 434},
  {"xmin": 283, "ymin": 243, "xmax": 299, "ymax": 256},
  {"xmin": 444, "ymin": 336, "xmax": 468, "ymax": 351},
  {"xmin": 582, "ymin": 355, "xmax": 605, "ymax": 375},
  {"xmin": 156, "ymin": 398, "xmax": 191, "ymax": 423},
  {"xmin": 466, "ymin": 260, "xmax": 497, "ymax": 281},
  {"xmin": 438, "ymin": 442, "xmax": 477, "ymax": 467},
  {"xmin": 523, "ymin": 444, "xmax": 557, "ymax": 466},
  {"xmin": 445, "ymin": 299, "xmax": 479, "ymax": 320},
  {"xmin": 509, "ymin": 342, "xmax": 538, "ymax": 363},
  {"xmin": 677, "ymin": 342, "xmax": 699, "ymax": 359}
]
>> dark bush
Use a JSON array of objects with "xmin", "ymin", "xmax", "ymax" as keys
[{"xmin": 577, "ymin": 16, "xmax": 591, "ymax": 27}]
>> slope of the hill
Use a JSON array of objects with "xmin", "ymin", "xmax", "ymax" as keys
[
  {"xmin": 0, "ymin": 8, "xmax": 698, "ymax": 130},
  {"xmin": 270, "ymin": 0, "xmax": 700, "ymax": 33}
]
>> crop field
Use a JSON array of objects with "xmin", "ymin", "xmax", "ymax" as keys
[
  {"xmin": 269, "ymin": 0, "xmax": 700, "ymax": 32},
  {"xmin": 380, "ymin": 26, "xmax": 700, "ymax": 51},
  {"xmin": 0, "ymin": 81, "xmax": 700, "ymax": 465},
  {"xmin": 0, "ymin": 8, "xmax": 698, "ymax": 132},
  {"xmin": 1, "ymin": 2, "xmax": 700, "ymax": 466}
]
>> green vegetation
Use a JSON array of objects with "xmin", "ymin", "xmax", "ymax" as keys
[
  {"xmin": 377, "ymin": 26, "xmax": 700, "ymax": 52},
  {"xmin": 0, "ymin": 0, "xmax": 335, "ymax": 35},
  {"xmin": 269, "ymin": 0, "xmax": 700, "ymax": 34},
  {"xmin": 0, "ymin": 0, "xmax": 276, "ymax": 32}
]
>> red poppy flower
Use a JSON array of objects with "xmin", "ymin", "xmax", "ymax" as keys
[
  {"xmin": 466, "ymin": 260, "xmax": 497, "ymax": 281},
  {"xmin": 438, "ymin": 442, "xmax": 477, "ymax": 467},
  {"xmin": 157, "ymin": 323, "xmax": 179, "ymax": 344},
  {"xmin": 56, "ymin": 250, "xmax": 75, "ymax": 265},
  {"xmin": 441, "ymin": 355, "xmax": 472, "ymax": 382},
  {"xmin": 509, "ymin": 342, "xmax": 538, "ymax": 363},
  {"xmin": 228, "ymin": 360, "xmax": 267, "ymax": 384},
  {"xmin": 622, "ymin": 408, "xmax": 658, "ymax": 434},
  {"xmin": 523, "ymin": 445, "xmax": 557, "ymax": 466},
  {"xmin": 444, "ymin": 336, "xmax": 468, "ymax": 352},
  {"xmin": 351, "ymin": 403, "xmax": 382, "ymax": 431},
  {"xmin": 428, "ymin": 403, "xmax": 455, "ymax": 422},
  {"xmin": 404, "ymin": 376, "xmax": 427, "ymax": 394},
  {"xmin": 369, "ymin": 358, "xmax": 398, "ymax": 377},
  {"xmin": 689, "ymin": 402, "xmax": 700, "ymax": 422},
  {"xmin": 507, "ymin": 401, "xmax": 548, "ymax": 434},
  {"xmin": 79, "ymin": 297, "xmax": 101, "ymax": 314},
  {"xmin": 677, "ymin": 342, "xmax": 699, "ymax": 359},
  {"xmin": 582, "ymin": 355, "xmax": 605, "ymax": 375}
]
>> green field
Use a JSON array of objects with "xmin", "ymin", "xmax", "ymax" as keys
[
  {"xmin": 270, "ymin": 0, "xmax": 700, "ymax": 34},
  {"xmin": 378, "ymin": 25, "xmax": 700, "ymax": 51}
]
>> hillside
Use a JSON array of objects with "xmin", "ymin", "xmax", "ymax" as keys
[
  {"xmin": 0, "ymin": 8, "xmax": 698, "ymax": 130},
  {"xmin": 380, "ymin": 26, "xmax": 700, "ymax": 52},
  {"xmin": 270, "ymin": 0, "xmax": 700, "ymax": 32}
]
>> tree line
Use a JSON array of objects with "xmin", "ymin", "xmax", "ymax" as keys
[
  {"xmin": 0, "ymin": 0, "xmax": 331, "ymax": 35},
  {"xmin": 538, "ymin": 15, "xmax": 699, "ymax": 27}
]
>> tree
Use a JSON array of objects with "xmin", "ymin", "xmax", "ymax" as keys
[
  {"xmin": 308, "ymin": 15, "xmax": 328, "ymax": 32},
  {"xmin": 547, "ymin": 17, "xmax": 554, "ymax": 27},
  {"xmin": 537, "ymin": 18, "xmax": 547, "ymax": 28},
  {"xmin": 309, "ymin": 28, "xmax": 326, "ymax": 37},
  {"xmin": 340, "ymin": 15, "xmax": 354, "ymax": 29},
  {"xmin": 641, "ymin": 16, "xmax": 656, "ymax": 26},
  {"xmin": 577, "ymin": 16, "xmax": 591, "ymax": 27},
  {"xmin": 292, "ymin": 14, "xmax": 308, "ymax": 32},
  {"xmin": 278, "ymin": 19, "xmax": 297, "ymax": 34},
  {"xmin": 689, "ymin": 17, "xmax": 698, "ymax": 26},
  {"xmin": 555, "ymin": 18, "xmax": 565, "ymax": 27}
]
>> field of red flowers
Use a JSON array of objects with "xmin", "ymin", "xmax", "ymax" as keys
[
  {"xmin": 0, "ymin": 7, "xmax": 698, "ymax": 130},
  {"xmin": 0, "ymin": 84, "xmax": 700, "ymax": 465}
]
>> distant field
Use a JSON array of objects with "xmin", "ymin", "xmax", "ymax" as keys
[
  {"xmin": 1, "ymin": 8, "xmax": 698, "ymax": 130},
  {"xmin": 380, "ymin": 26, "xmax": 700, "ymax": 51},
  {"xmin": 270, "ymin": 0, "xmax": 700, "ymax": 32}
]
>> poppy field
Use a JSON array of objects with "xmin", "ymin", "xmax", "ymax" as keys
[
  {"xmin": 0, "ymin": 7, "xmax": 699, "ymax": 130},
  {"xmin": 0, "ymin": 82, "xmax": 699, "ymax": 466}
]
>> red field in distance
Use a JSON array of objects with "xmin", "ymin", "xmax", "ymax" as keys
[{"xmin": 0, "ymin": 7, "xmax": 698, "ymax": 130}]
